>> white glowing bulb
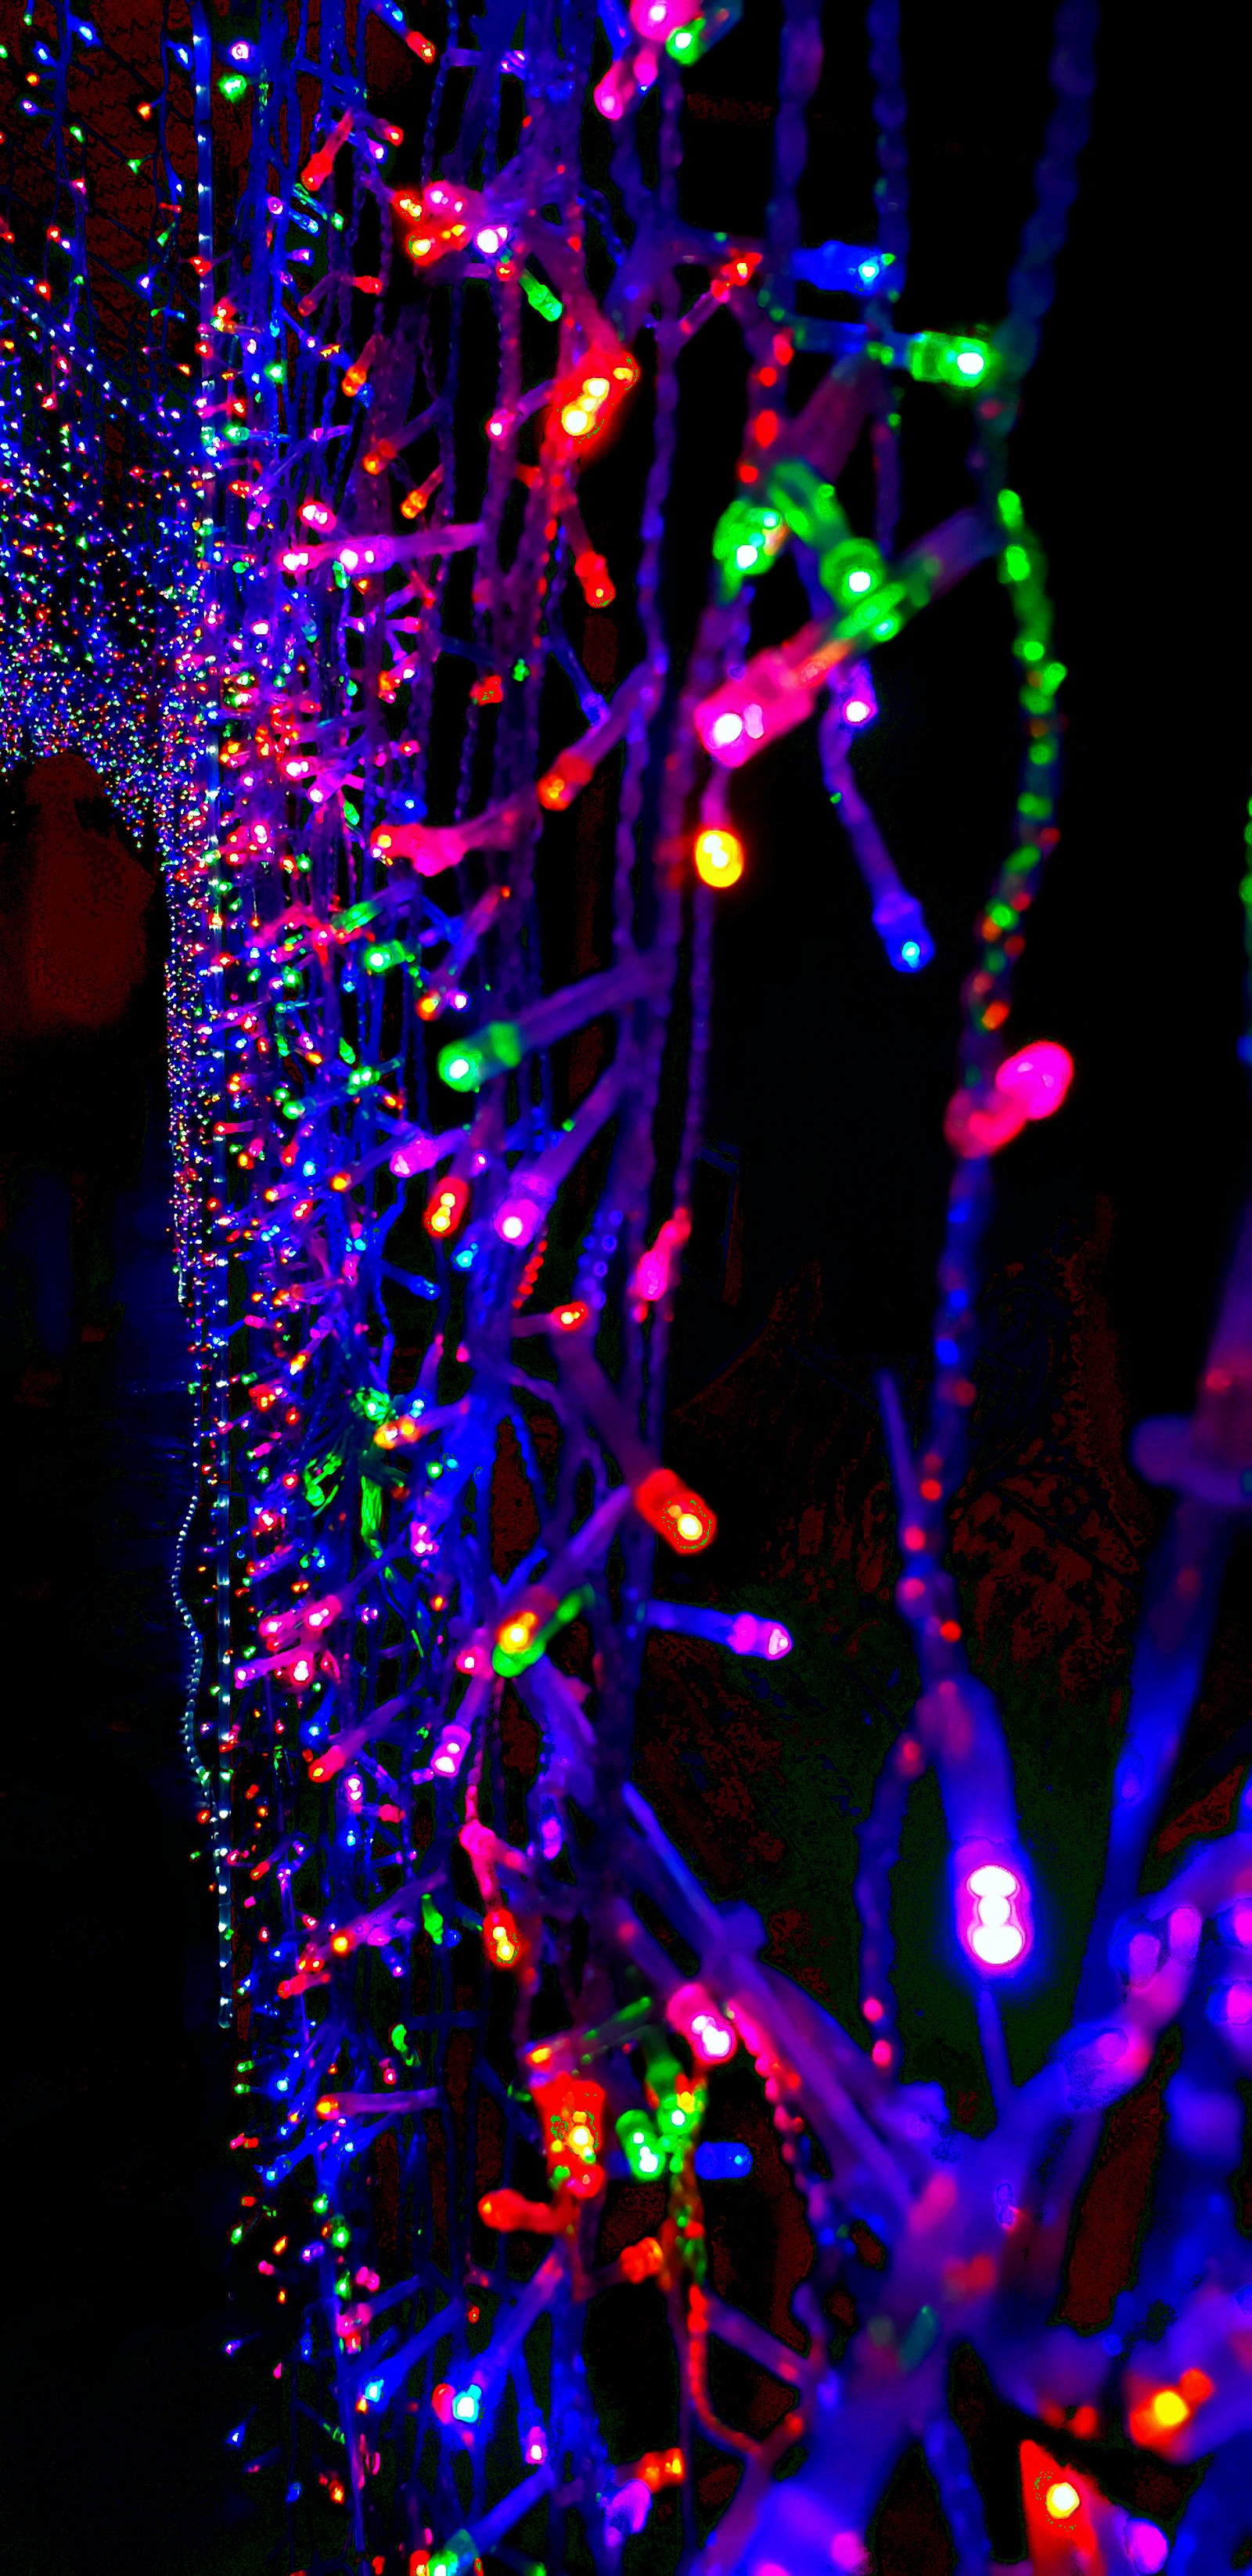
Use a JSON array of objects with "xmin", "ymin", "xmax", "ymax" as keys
[
  {"xmin": 970, "ymin": 1922, "xmax": 1024, "ymax": 1966},
  {"xmin": 968, "ymin": 1864, "xmax": 1018, "ymax": 1897}
]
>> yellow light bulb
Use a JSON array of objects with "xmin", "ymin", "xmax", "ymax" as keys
[
  {"xmin": 1150, "ymin": 2389, "xmax": 1190, "ymax": 2430},
  {"xmin": 693, "ymin": 827, "xmax": 744, "ymax": 888},
  {"xmin": 1044, "ymin": 2481, "xmax": 1081, "ymax": 2522}
]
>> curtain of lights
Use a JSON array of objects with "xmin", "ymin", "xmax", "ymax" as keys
[{"xmin": 9, "ymin": 0, "xmax": 1252, "ymax": 2571}]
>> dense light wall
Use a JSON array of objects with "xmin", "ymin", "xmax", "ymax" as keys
[{"xmin": 9, "ymin": 4, "xmax": 1252, "ymax": 2574}]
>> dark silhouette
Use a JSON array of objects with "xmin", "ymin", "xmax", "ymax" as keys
[{"xmin": 0, "ymin": 748, "xmax": 163, "ymax": 1396}]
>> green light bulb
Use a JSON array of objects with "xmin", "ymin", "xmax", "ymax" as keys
[
  {"xmin": 616, "ymin": 2106, "xmax": 665, "ymax": 2180},
  {"xmin": 819, "ymin": 534, "xmax": 886, "ymax": 610},
  {"xmin": 907, "ymin": 331, "xmax": 997, "ymax": 392},
  {"xmin": 520, "ymin": 270, "xmax": 563, "ymax": 323},
  {"xmin": 437, "ymin": 1020, "xmax": 523, "ymax": 1093},
  {"xmin": 439, "ymin": 1047, "xmax": 479, "ymax": 1090}
]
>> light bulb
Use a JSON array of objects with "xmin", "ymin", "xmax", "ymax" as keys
[{"xmin": 694, "ymin": 826, "xmax": 744, "ymax": 888}]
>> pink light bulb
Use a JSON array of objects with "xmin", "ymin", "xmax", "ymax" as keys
[
  {"xmin": 696, "ymin": 652, "xmax": 820, "ymax": 769},
  {"xmin": 592, "ymin": 57, "xmax": 635, "ymax": 118},
  {"xmin": 494, "ymin": 1194, "xmax": 545, "ymax": 1247},
  {"xmin": 668, "ymin": 1981, "xmax": 737, "ymax": 2066},
  {"xmin": 1125, "ymin": 2524, "xmax": 1168, "ymax": 2574},
  {"xmin": 995, "ymin": 1039, "xmax": 1074, "ymax": 1122},
  {"xmin": 830, "ymin": 2537, "xmax": 869, "ymax": 2574},
  {"xmin": 958, "ymin": 1861, "xmax": 1032, "ymax": 1970},
  {"xmin": 725, "ymin": 1611, "xmax": 793, "ymax": 1659},
  {"xmin": 944, "ymin": 1086, "xmax": 1027, "ymax": 1158},
  {"xmin": 629, "ymin": 0, "xmax": 689, "ymax": 31},
  {"xmin": 631, "ymin": 1209, "xmax": 690, "ymax": 1304},
  {"xmin": 390, "ymin": 1133, "xmax": 438, "ymax": 1178}
]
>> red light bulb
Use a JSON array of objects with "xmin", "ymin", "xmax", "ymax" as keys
[
  {"xmin": 632, "ymin": 1467, "xmax": 717, "ymax": 1554},
  {"xmin": 424, "ymin": 1176, "xmax": 470, "ymax": 1238}
]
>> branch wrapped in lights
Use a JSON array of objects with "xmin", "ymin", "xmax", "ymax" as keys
[{"xmin": 9, "ymin": 0, "xmax": 1252, "ymax": 2569}]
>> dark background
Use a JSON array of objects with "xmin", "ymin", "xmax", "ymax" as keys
[{"xmin": 1, "ymin": 3, "xmax": 1249, "ymax": 2570}]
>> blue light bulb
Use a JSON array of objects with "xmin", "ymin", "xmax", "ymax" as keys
[
  {"xmin": 872, "ymin": 888, "xmax": 934, "ymax": 974},
  {"xmin": 791, "ymin": 240, "xmax": 894, "ymax": 296},
  {"xmin": 694, "ymin": 2141, "xmax": 754, "ymax": 2180}
]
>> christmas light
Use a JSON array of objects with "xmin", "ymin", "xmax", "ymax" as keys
[
  {"xmin": 552, "ymin": 346, "xmax": 639, "ymax": 447},
  {"xmin": 791, "ymin": 238, "xmax": 894, "ymax": 294},
  {"xmin": 20, "ymin": 3, "xmax": 1251, "ymax": 2572},
  {"xmin": 693, "ymin": 824, "xmax": 744, "ymax": 888},
  {"xmin": 645, "ymin": 1601, "xmax": 793, "ymax": 1659},
  {"xmin": 957, "ymin": 1861, "xmax": 1031, "ymax": 1969},
  {"xmin": 423, "ymin": 1175, "xmax": 470, "ymax": 1238},
  {"xmin": 631, "ymin": 1468, "xmax": 717, "ymax": 1554}
]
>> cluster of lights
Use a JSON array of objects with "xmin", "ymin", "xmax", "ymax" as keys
[
  {"xmin": 554, "ymin": 347, "xmax": 640, "ymax": 443},
  {"xmin": 134, "ymin": 0, "xmax": 794, "ymax": 2552},
  {"xmin": 17, "ymin": 1, "xmax": 1252, "ymax": 2573}
]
